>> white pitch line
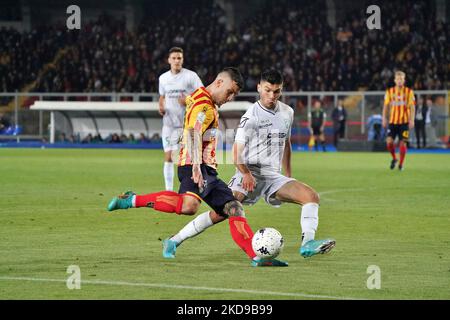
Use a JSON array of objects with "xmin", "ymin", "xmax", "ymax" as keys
[{"xmin": 0, "ymin": 276, "xmax": 365, "ymax": 300}]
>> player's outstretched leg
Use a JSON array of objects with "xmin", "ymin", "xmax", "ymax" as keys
[
  {"xmin": 107, "ymin": 190, "xmax": 191, "ymax": 214},
  {"xmin": 161, "ymin": 211, "xmax": 223, "ymax": 259}
]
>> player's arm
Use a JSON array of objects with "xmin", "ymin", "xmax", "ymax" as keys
[
  {"xmin": 382, "ymin": 90, "xmax": 390, "ymax": 128},
  {"xmin": 234, "ymin": 114, "xmax": 256, "ymax": 192},
  {"xmin": 408, "ymin": 91, "xmax": 416, "ymax": 129},
  {"xmin": 158, "ymin": 96, "xmax": 165, "ymax": 116},
  {"xmin": 321, "ymin": 112, "xmax": 326, "ymax": 133},
  {"xmin": 191, "ymin": 113, "xmax": 204, "ymax": 190},
  {"xmin": 158, "ymin": 77, "xmax": 166, "ymax": 116},
  {"xmin": 232, "ymin": 142, "xmax": 256, "ymax": 192},
  {"xmin": 282, "ymin": 110, "xmax": 294, "ymax": 178},
  {"xmin": 282, "ymin": 138, "xmax": 292, "ymax": 178},
  {"xmin": 178, "ymin": 94, "xmax": 187, "ymax": 107},
  {"xmin": 188, "ymin": 105, "xmax": 214, "ymax": 190},
  {"xmin": 308, "ymin": 112, "xmax": 313, "ymax": 134}
]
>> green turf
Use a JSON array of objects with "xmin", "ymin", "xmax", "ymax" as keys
[{"xmin": 0, "ymin": 148, "xmax": 449, "ymax": 300}]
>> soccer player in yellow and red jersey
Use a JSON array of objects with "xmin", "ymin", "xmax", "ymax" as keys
[
  {"xmin": 382, "ymin": 71, "xmax": 416, "ymax": 171},
  {"xmin": 107, "ymin": 67, "xmax": 287, "ymax": 267}
]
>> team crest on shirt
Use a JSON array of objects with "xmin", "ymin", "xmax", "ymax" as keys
[{"xmin": 284, "ymin": 119, "xmax": 290, "ymax": 129}]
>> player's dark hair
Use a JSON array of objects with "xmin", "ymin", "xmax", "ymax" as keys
[
  {"xmin": 260, "ymin": 70, "xmax": 283, "ymax": 85},
  {"xmin": 168, "ymin": 47, "xmax": 184, "ymax": 56},
  {"xmin": 221, "ymin": 67, "xmax": 244, "ymax": 90}
]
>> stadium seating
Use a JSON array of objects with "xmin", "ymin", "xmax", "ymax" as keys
[{"xmin": 1, "ymin": 0, "xmax": 447, "ymax": 96}]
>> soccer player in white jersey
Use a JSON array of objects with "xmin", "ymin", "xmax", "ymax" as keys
[
  {"xmin": 158, "ymin": 47, "xmax": 203, "ymax": 190},
  {"xmin": 162, "ymin": 70, "xmax": 336, "ymax": 260}
]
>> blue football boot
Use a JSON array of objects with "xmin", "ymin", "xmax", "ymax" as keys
[
  {"xmin": 300, "ymin": 238, "xmax": 336, "ymax": 258},
  {"xmin": 251, "ymin": 257, "xmax": 288, "ymax": 267},
  {"xmin": 107, "ymin": 191, "xmax": 135, "ymax": 211},
  {"xmin": 162, "ymin": 238, "xmax": 177, "ymax": 259}
]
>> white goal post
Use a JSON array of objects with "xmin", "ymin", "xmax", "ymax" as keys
[{"xmin": 30, "ymin": 101, "xmax": 252, "ymax": 143}]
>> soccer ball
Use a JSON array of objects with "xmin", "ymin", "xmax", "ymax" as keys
[{"xmin": 252, "ymin": 227, "xmax": 284, "ymax": 259}]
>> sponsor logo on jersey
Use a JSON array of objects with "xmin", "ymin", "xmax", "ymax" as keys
[
  {"xmin": 267, "ymin": 132, "xmax": 287, "ymax": 139},
  {"xmin": 258, "ymin": 123, "xmax": 273, "ymax": 128}
]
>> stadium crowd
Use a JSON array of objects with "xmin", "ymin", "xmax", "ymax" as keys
[
  {"xmin": 0, "ymin": 0, "xmax": 448, "ymax": 96},
  {"xmin": 58, "ymin": 132, "xmax": 161, "ymax": 144}
]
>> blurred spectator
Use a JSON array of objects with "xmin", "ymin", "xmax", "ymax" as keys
[
  {"xmin": 58, "ymin": 132, "xmax": 69, "ymax": 142},
  {"xmin": 82, "ymin": 133, "xmax": 94, "ymax": 144},
  {"xmin": 0, "ymin": 112, "xmax": 11, "ymax": 133},
  {"xmin": 57, "ymin": 132, "xmax": 161, "ymax": 144},
  {"xmin": 150, "ymin": 133, "xmax": 161, "ymax": 143},
  {"xmin": 68, "ymin": 134, "xmax": 79, "ymax": 143},
  {"xmin": 128, "ymin": 133, "xmax": 137, "ymax": 144},
  {"xmin": 331, "ymin": 99, "xmax": 347, "ymax": 147},
  {"xmin": 93, "ymin": 133, "xmax": 103, "ymax": 143},
  {"xmin": 109, "ymin": 133, "xmax": 122, "ymax": 143},
  {"xmin": 414, "ymin": 97, "xmax": 427, "ymax": 148},
  {"xmin": 308, "ymin": 100, "xmax": 327, "ymax": 152},
  {"xmin": 425, "ymin": 98, "xmax": 439, "ymax": 147},
  {"xmin": 119, "ymin": 133, "xmax": 128, "ymax": 142},
  {"xmin": 367, "ymin": 114, "xmax": 385, "ymax": 142},
  {"xmin": 138, "ymin": 133, "xmax": 149, "ymax": 143}
]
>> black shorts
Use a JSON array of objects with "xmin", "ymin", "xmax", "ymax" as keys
[
  {"xmin": 178, "ymin": 164, "xmax": 235, "ymax": 216},
  {"xmin": 312, "ymin": 126, "xmax": 323, "ymax": 136},
  {"xmin": 387, "ymin": 124, "xmax": 409, "ymax": 141}
]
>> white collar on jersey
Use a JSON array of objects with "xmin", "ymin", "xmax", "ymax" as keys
[
  {"xmin": 257, "ymin": 100, "xmax": 279, "ymax": 114},
  {"xmin": 169, "ymin": 68, "xmax": 184, "ymax": 76}
]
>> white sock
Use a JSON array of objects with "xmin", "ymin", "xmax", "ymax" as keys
[
  {"xmin": 170, "ymin": 211, "xmax": 213, "ymax": 245},
  {"xmin": 301, "ymin": 203, "xmax": 319, "ymax": 245},
  {"xmin": 163, "ymin": 161, "xmax": 174, "ymax": 191},
  {"xmin": 131, "ymin": 195, "xmax": 136, "ymax": 208}
]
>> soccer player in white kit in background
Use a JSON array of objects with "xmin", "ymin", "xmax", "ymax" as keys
[
  {"xmin": 162, "ymin": 70, "xmax": 335, "ymax": 261},
  {"xmin": 158, "ymin": 47, "xmax": 203, "ymax": 190}
]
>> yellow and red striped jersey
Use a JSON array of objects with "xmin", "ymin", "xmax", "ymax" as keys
[
  {"xmin": 178, "ymin": 87, "xmax": 219, "ymax": 169},
  {"xmin": 384, "ymin": 86, "xmax": 415, "ymax": 124}
]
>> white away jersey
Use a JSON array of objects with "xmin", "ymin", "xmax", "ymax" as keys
[
  {"xmin": 158, "ymin": 68, "xmax": 203, "ymax": 128},
  {"xmin": 234, "ymin": 101, "xmax": 294, "ymax": 172}
]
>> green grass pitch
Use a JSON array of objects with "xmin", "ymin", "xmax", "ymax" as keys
[{"xmin": 0, "ymin": 148, "xmax": 449, "ymax": 300}]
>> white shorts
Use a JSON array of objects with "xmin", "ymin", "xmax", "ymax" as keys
[
  {"xmin": 162, "ymin": 126, "xmax": 182, "ymax": 152},
  {"xmin": 228, "ymin": 167, "xmax": 296, "ymax": 207}
]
